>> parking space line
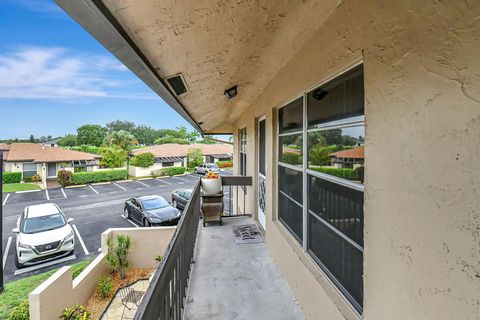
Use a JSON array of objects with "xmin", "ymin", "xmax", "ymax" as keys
[
  {"xmin": 173, "ymin": 176, "xmax": 189, "ymax": 183},
  {"xmin": 134, "ymin": 180, "xmax": 151, "ymax": 188},
  {"xmin": 61, "ymin": 188, "xmax": 67, "ymax": 199},
  {"xmin": 169, "ymin": 177, "xmax": 184, "ymax": 184},
  {"xmin": 122, "ymin": 216, "xmax": 140, "ymax": 228},
  {"xmin": 45, "ymin": 189, "xmax": 50, "ymax": 200},
  {"xmin": 88, "ymin": 184, "xmax": 99, "ymax": 195},
  {"xmin": 14, "ymin": 255, "xmax": 76, "ymax": 276},
  {"xmin": 2, "ymin": 193, "xmax": 10, "ymax": 206},
  {"xmin": 114, "ymin": 182, "xmax": 127, "ymax": 191},
  {"xmin": 72, "ymin": 224, "xmax": 89, "ymax": 255},
  {"xmin": 3, "ymin": 236, "xmax": 12, "ymax": 269},
  {"xmin": 156, "ymin": 178, "xmax": 171, "ymax": 185}
]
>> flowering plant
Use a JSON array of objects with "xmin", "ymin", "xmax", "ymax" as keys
[{"xmin": 205, "ymin": 171, "xmax": 220, "ymax": 179}]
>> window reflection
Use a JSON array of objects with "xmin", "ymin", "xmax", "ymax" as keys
[
  {"xmin": 307, "ymin": 126, "xmax": 364, "ymax": 183},
  {"xmin": 279, "ymin": 134, "xmax": 303, "ymax": 166}
]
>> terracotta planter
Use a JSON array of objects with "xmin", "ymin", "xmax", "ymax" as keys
[{"xmin": 201, "ymin": 177, "xmax": 222, "ymax": 195}]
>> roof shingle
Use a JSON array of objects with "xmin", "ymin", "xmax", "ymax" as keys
[{"xmin": 5, "ymin": 143, "xmax": 101, "ymax": 163}]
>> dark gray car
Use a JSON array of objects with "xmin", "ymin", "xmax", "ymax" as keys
[
  {"xmin": 124, "ymin": 195, "xmax": 181, "ymax": 226},
  {"xmin": 171, "ymin": 189, "xmax": 193, "ymax": 210}
]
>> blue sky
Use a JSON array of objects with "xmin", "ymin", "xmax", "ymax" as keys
[{"xmin": 0, "ymin": 0, "xmax": 194, "ymax": 139}]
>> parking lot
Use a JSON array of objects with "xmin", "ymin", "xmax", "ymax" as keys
[{"xmin": 1, "ymin": 172, "xmax": 232, "ymax": 282}]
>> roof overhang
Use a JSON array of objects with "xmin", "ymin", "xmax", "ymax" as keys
[{"xmin": 55, "ymin": 0, "xmax": 340, "ymax": 134}]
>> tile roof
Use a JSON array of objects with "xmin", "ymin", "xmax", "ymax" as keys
[
  {"xmin": 0, "ymin": 144, "xmax": 9, "ymax": 159},
  {"xmin": 330, "ymin": 146, "xmax": 364, "ymax": 159},
  {"xmin": 131, "ymin": 143, "xmax": 233, "ymax": 158},
  {"xmin": 5, "ymin": 143, "xmax": 102, "ymax": 163}
]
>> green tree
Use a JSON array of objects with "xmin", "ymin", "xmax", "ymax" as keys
[
  {"xmin": 154, "ymin": 136, "xmax": 189, "ymax": 145},
  {"xmin": 106, "ymin": 120, "xmax": 136, "ymax": 133},
  {"xmin": 77, "ymin": 124, "xmax": 107, "ymax": 146},
  {"xmin": 105, "ymin": 235, "xmax": 131, "ymax": 280},
  {"xmin": 132, "ymin": 125, "xmax": 159, "ymax": 145},
  {"xmin": 103, "ymin": 130, "xmax": 138, "ymax": 150},
  {"xmin": 58, "ymin": 134, "xmax": 78, "ymax": 147},
  {"xmin": 130, "ymin": 152, "xmax": 154, "ymax": 168},
  {"xmin": 197, "ymin": 135, "xmax": 216, "ymax": 144},
  {"xmin": 99, "ymin": 146, "xmax": 127, "ymax": 168},
  {"xmin": 187, "ymin": 148, "xmax": 203, "ymax": 169},
  {"xmin": 29, "ymin": 134, "xmax": 35, "ymax": 143}
]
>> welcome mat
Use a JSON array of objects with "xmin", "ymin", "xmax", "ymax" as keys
[{"xmin": 233, "ymin": 224, "xmax": 264, "ymax": 244}]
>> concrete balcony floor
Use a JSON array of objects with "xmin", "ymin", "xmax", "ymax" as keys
[{"xmin": 184, "ymin": 216, "xmax": 304, "ymax": 320}]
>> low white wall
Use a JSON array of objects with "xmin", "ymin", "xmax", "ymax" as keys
[
  {"xmin": 29, "ymin": 226, "xmax": 176, "ymax": 320},
  {"xmin": 128, "ymin": 162, "xmax": 183, "ymax": 177}
]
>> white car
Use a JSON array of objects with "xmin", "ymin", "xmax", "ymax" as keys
[
  {"xmin": 194, "ymin": 163, "xmax": 220, "ymax": 175},
  {"xmin": 13, "ymin": 203, "xmax": 75, "ymax": 268}
]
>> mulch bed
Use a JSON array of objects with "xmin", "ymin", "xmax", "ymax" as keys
[{"xmin": 86, "ymin": 268, "xmax": 155, "ymax": 319}]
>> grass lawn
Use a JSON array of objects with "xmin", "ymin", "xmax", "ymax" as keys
[
  {"xmin": 3, "ymin": 183, "xmax": 41, "ymax": 193},
  {"xmin": 0, "ymin": 259, "xmax": 92, "ymax": 319}
]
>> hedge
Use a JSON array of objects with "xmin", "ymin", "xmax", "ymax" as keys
[
  {"xmin": 310, "ymin": 167, "xmax": 357, "ymax": 180},
  {"xmin": 71, "ymin": 169, "xmax": 127, "ymax": 185},
  {"xmin": 130, "ymin": 152, "xmax": 154, "ymax": 168},
  {"xmin": 215, "ymin": 161, "xmax": 232, "ymax": 168},
  {"xmin": 151, "ymin": 166, "xmax": 185, "ymax": 177},
  {"xmin": 3, "ymin": 172, "xmax": 22, "ymax": 184}
]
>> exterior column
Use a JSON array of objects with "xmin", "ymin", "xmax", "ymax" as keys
[{"xmin": 41, "ymin": 163, "xmax": 47, "ymax": 189}]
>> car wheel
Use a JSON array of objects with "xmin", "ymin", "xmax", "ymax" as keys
[
  {"xmin": 143, "ymin": 218, "xmax": 151, "ymax": 227},
  {"xmin": 172, "ymin": 199, "xmax": 177, "ymax": 208},
  {"xmin": 124, "ymin": 207, "xmax": 130, "ymax": 219},
  {"xmin": 14, "ymin": 247, "xmax": 23, "ymax": 269}
]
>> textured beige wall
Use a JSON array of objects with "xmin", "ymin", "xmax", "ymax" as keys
[{"xmin": 234, "ymin": 1, "xmax": 480, "ymax": 319}]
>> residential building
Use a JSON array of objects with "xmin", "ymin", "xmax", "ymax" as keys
[
  {"xmin": 3, "ymin": 143, "xmax": 101, "ymax": 187},
  {"xmin": 54, "ymin": 1, "xmax": 480, "ymax": 320},
  {"xmin": 330, "ymin": 146, "xmax": 364, "ymax": 169},
  {"xmin": 131, "ymin": 143, "xmax": 232, "ymax": 167}
]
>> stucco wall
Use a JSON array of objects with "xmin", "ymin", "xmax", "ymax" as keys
[
  {"xmin": 128, "ymin": 162, "xmax": 183, "ymax": 177},
  {"xmin": 233, "ymin": 1, "xmax": 480, "ymax": 319},
  {"xmin": 29, "ymin": 226, "xmax": 176, "ymax": 320}
]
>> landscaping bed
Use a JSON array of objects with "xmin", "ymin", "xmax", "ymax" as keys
[{"xmin": 86, "ymin": 268, "xmax": 154, "ymax": 319}]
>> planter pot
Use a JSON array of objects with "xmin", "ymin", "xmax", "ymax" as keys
[{"xmin": 201, "ymin": 177, "xmax": 222, "ymax": 195}]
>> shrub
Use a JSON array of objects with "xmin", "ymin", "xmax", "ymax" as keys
[
  {"xmin": 60, "ymin": 304, "xmax": 90, "ymax": 320},
  {"xmin": 355, "ymin": 166, "xmax": 364, "ymax": 183},
  {"xmin": 162, "ymin": 166, "xmax": 185, "ymax": 177},
  {"xmin": 130, "ymin": 152, "xmax": 154, "ymax": 168},
  {"xmin": 310, "ymin": 167, "xmax": 356, "ymax": 180},
  {"xmin": 23, "ymin": 174, "xmax": 41, "ymax": 183},
  {"xmin": 187, "ymin": 148, "xmax": 203, "ymax": 170},
  {"xmin": 58, "ymin": 170, "xmax": 73, "ymax": 187},
  {"xmin": 99, "ymin": 146, "xmax": 127, "ymax": 168},
  {"xmin": 97, "ymin": 275, "xmax": 113, "ymax": 299},
  {"xmin": 71, "ymin": 169, "xmax": 127, "ymax": 185},
  {"xmin": 71, "ymin": 259, "xmax": 93, "ymax": 279},
  {"xmin": 215, "ymin": 161, "xmax": 232, "ymax": 168},
  {"xmin": 106, "ymin": 235, "xmax": 131, "ymax": 280},
  {"xmin": 8, "ymin": 300, "xmax": 29, "ymax": 320},
  {"xmin": 281, "ymin": 152, "xmax": 302, "ymax": 165},
  {"xmin": 3, "ymin": 172, "xmax": 21, "ymax": 184},
  {"xmin": 69, "ymin": 145, "xmax": 101, "ymax": 155}
]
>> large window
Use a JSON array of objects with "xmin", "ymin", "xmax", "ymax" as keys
[
  {"xmin": 239, "ymin": 127, "xmax": 247, "ymax": 176},
  {"xmin": 22, "ymin": 162, "xmax": 37, "ymax": 179},
  {"xmin": 277, "ymin": 64, "xmax": 364, "ymax": 313}
]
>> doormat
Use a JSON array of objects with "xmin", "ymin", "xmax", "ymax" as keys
[{"xmin": 233, "ymin": 224, "xmax": 264, "ymax": 244}]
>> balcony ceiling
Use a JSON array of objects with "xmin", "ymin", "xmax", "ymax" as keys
[{"xmin": 71, "ymin": 0, "xmax": 341, "ymax": 133}]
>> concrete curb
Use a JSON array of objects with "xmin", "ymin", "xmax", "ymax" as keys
[
  {"xmin": 65, "ymin": 185, "xmax": 87, "ymax": 189},
  {"xmin": 15, "ymin": 189, "xmax": 42, "ymax": 194},
  {"xmin": 91, "ymin": 182, "xmax": 111, "ymax": 186}
]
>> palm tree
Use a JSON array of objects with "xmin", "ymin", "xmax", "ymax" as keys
[{"xmin": 103, "ymin": 130, "xmax": 138, "ymax": 150}]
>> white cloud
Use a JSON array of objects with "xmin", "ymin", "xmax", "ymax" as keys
[{"xmin": 0, "ymin": 47, "xmax": 156, "ymax": 100}]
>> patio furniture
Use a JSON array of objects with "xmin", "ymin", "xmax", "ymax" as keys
[
  {"xmin": 201, "ymin": 192, "xmax": 224, "ymax": 226},
  {"xmin": 119, "ymin": 287, "xmax": 145, "ymax": 319}
]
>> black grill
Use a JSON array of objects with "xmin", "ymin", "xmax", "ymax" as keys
[{"xmin": 35, "ymin": 241, "xmax": 61, "ymax": 253}]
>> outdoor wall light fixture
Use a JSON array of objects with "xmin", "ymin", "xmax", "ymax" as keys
[{"xmin": 224, "ymin": 85, "xmax": 237, "ymax": 99}]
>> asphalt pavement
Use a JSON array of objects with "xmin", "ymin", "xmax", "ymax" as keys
[{"xmin": 1, "ymin": 171, "xmax": 232, "ymax": 283}]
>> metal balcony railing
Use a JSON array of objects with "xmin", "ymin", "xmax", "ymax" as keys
[{"xmin": 134, "ymin": 176, "xmax": 252, "ymax": 320}]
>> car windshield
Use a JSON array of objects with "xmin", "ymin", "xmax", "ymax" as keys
[
  {"xmin": 210, "ymin": 165, "xmax": 219, "ymax": 170},
  {"xmin": 142, "ymin": 197, "xmax": 169, "ymax": 210},
  {"xmin": 22, "ymin": 213, "xmax": 66, "ymax": 234}
]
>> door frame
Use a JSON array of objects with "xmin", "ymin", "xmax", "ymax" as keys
[
  {"xmin": 47, "ymin": 163, "xmax": 58, "ymax": 178},
  {"xmin": 257, "ymin": 115, "xmax": 267, "ymax": 231}
]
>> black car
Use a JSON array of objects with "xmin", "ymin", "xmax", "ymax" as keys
[
  {"xmin": 171, "ymin": 189, "xmax": 193, "ymax": 209},
  {"xmin": 124, "ymin": 195, "xmax": 181, "ymax": 226}
]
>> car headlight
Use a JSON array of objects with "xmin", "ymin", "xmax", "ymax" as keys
[
  {"xmin": 18, "ymin": 242, "xmax": 31, "ymax": 249},
  {"xmin": 64, "ymin": 230, "xmax": 74, "ymax": 241}
]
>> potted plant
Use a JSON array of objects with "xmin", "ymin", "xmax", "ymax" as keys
[{"xmin": 201, "ymin": 171, "xmax": 222, "ymax": 195}]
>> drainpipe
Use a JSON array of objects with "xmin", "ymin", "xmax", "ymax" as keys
[{"xmin": 0, "ymin": 150, "xmax": 4, "ymax": 293}]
